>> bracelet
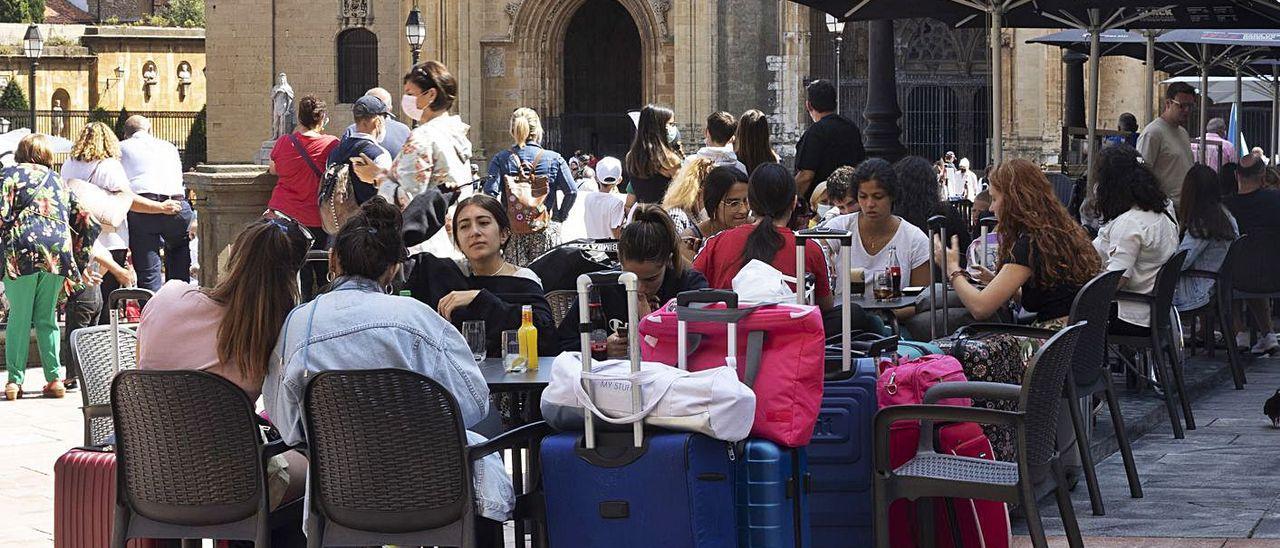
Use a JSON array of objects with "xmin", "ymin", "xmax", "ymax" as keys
[{"xmin": 947, "ymin": 269, "xmax": 971, "ymax": 283}]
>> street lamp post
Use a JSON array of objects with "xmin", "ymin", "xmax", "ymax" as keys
[
  {"xmin": 825, "ymin": 14, "xmax": 846, "ymax": 115},
  {"xmin": 23, "ymin": 24, "xmax": 43, "ymax": 134},
  {"xmin": 405, "ymin": 5, "xmax": 426, "ymax": 66}
]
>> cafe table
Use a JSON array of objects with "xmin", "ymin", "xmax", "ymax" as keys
[
  {"xmin": 849, "ymin": 293, "xmax": 918, "ymax": 335},
  {"xmin": 478, "ymin": 357, "xmax": 555, "ymax": 547}
]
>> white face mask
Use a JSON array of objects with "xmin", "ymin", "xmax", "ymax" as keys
[
  {"xmin": 401, "ymin": 94, "xmax": 426, "ymax": 122},
  {"xmin": 816, "ymin": 204, "xmax": 833, "ymax": 218}
]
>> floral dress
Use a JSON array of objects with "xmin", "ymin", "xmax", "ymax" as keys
[{"xmin": 0, "ymin": 164, "xmax": 99, "ymax": 293}]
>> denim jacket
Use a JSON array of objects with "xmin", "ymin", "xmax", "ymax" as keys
[
  {"xmin": 1174, "ymin": 210, "xmax": 1238, "ymax": 312},
  {"xmin": 263, "ymin": 276, "xmax": 513, "ymax": 522},
  {"xmin": 484, "ymin": 143, "xmax": 578, "ymax": 222}
]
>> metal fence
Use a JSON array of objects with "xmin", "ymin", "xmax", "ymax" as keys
[
  {"xmin": 0, "ymin": 109, "xmax": 200, "ymax": 152},
  {"xmin": 543, "ymin": 113, "xmax": 637, "ymax": 159}
]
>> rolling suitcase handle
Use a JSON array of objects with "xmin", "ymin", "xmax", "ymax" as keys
[
  {"xmin": 976, "ymin": 216, "xmax": 998, "ymax": 272},
  {"xmin": 576, "ymin": 271, "xmax": 642, "ymax": 450},
  {"xmin": 673, "ymin": 289, "xmax": 742, "ymax": 373},
  {"xmin": 106, "ymin": 288, "xmax": 153, "ymax": 374},
  {"xmin": 926, "ymin": 215, "xmax": 950, "ymax": 340},
  {"xmin": 796, "ymin": 227, "xmax": 853, "ymax": 374}
]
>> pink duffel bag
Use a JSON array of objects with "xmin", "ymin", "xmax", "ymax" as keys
[
  {"xmin": 638, "ymin": 289, "xmax": 825, "ymax": 447},
  {"xmin": 876, "ymin": 354, "xmax": 972, "ymax": 409}
]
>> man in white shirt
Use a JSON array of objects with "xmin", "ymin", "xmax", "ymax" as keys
[
  {"xmin": 581, "ymin": 156, "xmax": 627, "ymax": 239},
  {"xmin": 120, "ymin": 115, "xmax": 194, "ymax": 291}
]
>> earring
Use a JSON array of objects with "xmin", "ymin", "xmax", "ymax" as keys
[{"xmin": 326, "ymin": 271, "xmax": 335, "ymax": 282}]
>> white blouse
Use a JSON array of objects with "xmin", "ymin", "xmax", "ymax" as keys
[{"xmin": 1093, "ymin": 206, "xmax": 1179, "ymax": 327}]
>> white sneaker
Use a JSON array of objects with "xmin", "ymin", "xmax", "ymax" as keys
[
  {"xmin": 1251, "ymin": 333, "xmax": 1279, "ymax": 355},
  {"xmin": 1237, "ymin": 332, "xmax": 1252, "ymax": 350}
]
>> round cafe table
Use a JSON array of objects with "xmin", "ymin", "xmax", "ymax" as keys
[{"xmin": 850, "ymin": 294, "xmax": 918, "ymax": 335}]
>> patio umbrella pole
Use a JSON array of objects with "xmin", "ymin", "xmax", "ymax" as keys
[
  {"xmin": 1144, "ymin": 30, "xmax": 1157, "ymax": 124},
  {"xmin": 990, "ymin": 9, "xmax": 1004, "ymax": 164},
  {"xmin": 1087, "ymin": 14, "xmax": 1101, "ymax": 191},
  {"xmin": 1273, "ymin": 63, "xmax": 1278, "ymax": 160},
  {"xmin": 1200, "ymin": 43, "xmax": 1210, "ymax": 164},
  {"xmin": 1237, "ymin": 64, "xmax": 1244, "ymax": 157}
]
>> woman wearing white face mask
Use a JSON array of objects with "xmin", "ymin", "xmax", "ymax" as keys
[{"xmin": 352, "ymin": 60, "xmax": 473, "ymax": 204}]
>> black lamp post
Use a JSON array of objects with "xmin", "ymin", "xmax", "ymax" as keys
[
  {"xmin": 23, "ymin": 24, "xmax": 43, "ymax": 133},
  {"xmin": 824, "ymin": 14, "xmax": 845, "ymax": 114},
  {"xmin": 405, "ymin": 6, "xmax": 426, "ymax": 66}
]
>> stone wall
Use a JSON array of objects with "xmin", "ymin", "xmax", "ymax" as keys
[
  {"xmin": 81, "ymin": 26, "xmax": 206, "ymax": 112},
  {"xmin": 85, "ymin": 0, "xmax": 153, "ymax": 23}
]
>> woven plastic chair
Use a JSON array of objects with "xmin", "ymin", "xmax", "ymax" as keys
[
  {"xmin": 1215, "ymin": 232, "xmax": 1280, "ymax": 385},
  {"xmin": 1107, "ymin": 250, "xmax": 1193, "ymax": 439},
  {"xmin": 110, "ymin": 370, "xmax": 301, "ymax": 547},
  {"xmin": 302, "ymin": 368, "xmax": 550, "ymax": 548},
  {"xmin": 957, "ymin": 270, "xmax": 1137, "ymax": 516},
  {"xmin": 544, "ymin": 290, "xmax": 577, "ymax": 327},
  {"xmin": 70, "ymin": 325, "xmax": 138, "ymax": 446},
  {"xmin": 873, "ymin": 322, "xmax": 1088, "ymax": 548}
]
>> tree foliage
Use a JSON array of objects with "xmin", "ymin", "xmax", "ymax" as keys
[
  {"xmin": 26, "ymin": 0, "xmax": 42, "ymax": 23},
  {"xmin": 0, "ymin": 80, "xmax": 28, "ymax": 111},
  {"xmin": 145, "ymin": 0, "xmax": 203, "ymax": 28},
  {"xmin": 88, "ymin": 107, "xmax": 111, "ymax": 125},
  {"xmin": 113, "ymin": 108, "xmax": 130, "ymax": 140},
  {"xmin": 0, "ymin": 0, "xmax": 29, "ymax": 24},
  {"xmin": 183, "ymin": 106, "xmax": 206, "ymax": 170}
]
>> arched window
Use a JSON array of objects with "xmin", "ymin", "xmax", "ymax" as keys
[{"xmin": 337, "ymin": 28, "xmax": 378, "ymax": 103}]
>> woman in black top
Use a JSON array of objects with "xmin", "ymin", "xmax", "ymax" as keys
[
  {"xmin": 557, "ymin": 205, "xmax": 708, "ymax": 354},
  {"xmin": 624, "ymin": 104, "xmax": 682, "ymax": 209},
  {"xmin": 934, "ymin": 159, "xmax": 1100, "ymax": 324}
]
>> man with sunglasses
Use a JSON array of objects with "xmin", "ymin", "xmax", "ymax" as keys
[{"xmin": 1136, "ymin": 81, "xmax": 1197, "ymax": 206}]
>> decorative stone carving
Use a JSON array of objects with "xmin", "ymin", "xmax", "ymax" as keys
[
  {"xmin": 505, "ymin": 1, "xmax": 523, "ymax": 38},
  {"xmin": 652, "ymin": 0, "xmax": 672, "ymax": 40},
  {"xmin": 483, "ymin": 46, "xmax": 506, "ymax": 78},
  {"xmin": 340, "ymin": 0, "xmax": 372, "ymax": 27}
]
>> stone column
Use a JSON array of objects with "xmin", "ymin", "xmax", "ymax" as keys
[
  {"xmin": 863, "ymin": 19, "xmax": 905, "ymax": 161},
  {"xmin": 1063, "ymin": 51, "xmax": 1087, "ymax": 131},
  {"xmin": 184, "ymin": 164, "xmax": 276, "ymax": 287}
]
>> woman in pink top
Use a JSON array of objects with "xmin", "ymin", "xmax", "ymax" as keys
[{"xmin": 137, "ymin": 215, "xmax": 311, "ymax": 508}]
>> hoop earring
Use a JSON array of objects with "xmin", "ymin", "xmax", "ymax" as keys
[{"xmin": 326, "ymin": 270, "xmax": 335, "ymax": 282}]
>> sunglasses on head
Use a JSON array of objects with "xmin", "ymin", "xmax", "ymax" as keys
[{"xmin": 262, "ymin": 209, "xmax": 315, "ymax": 246}]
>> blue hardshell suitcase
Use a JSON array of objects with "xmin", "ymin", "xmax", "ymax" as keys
[
  {"xmin": 809, "ymin": 356, "xmax": 879, "ymax": 547},
  {"xmin": 737, "ymin": 440, "xmax": 810, "ymax": 547},
  {"xmin": 540, "ymin": 271, "xmax": 738, "ymax": 548}
]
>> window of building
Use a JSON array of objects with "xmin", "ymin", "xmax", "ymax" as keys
[{"xmin": 337, "ymin": 28, "xmax": 378, "ymax": 104}]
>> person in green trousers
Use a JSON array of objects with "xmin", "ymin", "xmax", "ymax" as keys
[{"xmin": 2, "ymin": 134, "xmax": 99, "ymax": 401}]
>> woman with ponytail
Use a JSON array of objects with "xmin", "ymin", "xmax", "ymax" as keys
[
  {"xmin": 483, "ymin": 107, "xmax": 578, "ymax": 266},
  {"xmin": 693, "ymin": 163, "xmax": 834, "ymax": 311},
  {"xmin": 557, "ymin": 204, "xmax": 708, "ymax": 353},
  {"xmin": 266, "ymin": 197, "xmax": 514, "ymax": 543}
]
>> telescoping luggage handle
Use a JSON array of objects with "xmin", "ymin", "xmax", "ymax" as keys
[
  {"xmin": 671, "ymin": 289, "xmax": 766, "ymax": 386},
  {"xmin": 926, "ymin": 215, "xmax": 950, "ymax": 340},
  {"xmin": 107, "ymin": 288, "xmax": 153, "ymax": 374},
  {"xmin": 977, "ymin": 216, "xmax": 998, "ymax": 272},
  {"xmin": 575, "ymin": 271, "xmax": 642, "ymax": 450},
  {"xmin": 795, "ymin": 227, "xmax": 853, "ymax": 374}
]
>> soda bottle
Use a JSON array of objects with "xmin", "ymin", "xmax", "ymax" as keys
[
  {"xmin": 886, "ymin": 246, "xmax": 902, "ymax": 297},
  {"xmin": 518, "ymin": 305, "xmax": 539, "ymax": 371},
  {"xmin": 589, "ymin": 289, "xmax": 609, "ymax": 361}
]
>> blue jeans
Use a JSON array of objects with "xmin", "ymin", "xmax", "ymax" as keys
[{"xmin": 127, "ymin": 200, "xmax": 194, "ymax": 292}]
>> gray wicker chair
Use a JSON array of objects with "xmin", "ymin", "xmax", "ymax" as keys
[
  {"xmin": 71, "ymin": 325, "xmax": 138, "ymax": 446},
  {"xmin": 1107, "ymin": 250, "xmax": 1193, "ymax": 439},
  {"xmin": 111, "ymin": 370, "xmax": 301, "ymax": 547},
  {"xmin": 873, "ymin": 322, "xmax": 1088, "ymax": 548},
  {"xmin": 956, "ymin": 270, "xmax": 1139, "ymax": 516},
  {"xmin": 302, "ymin": 368, "xmax": 551, "ymax": 548},
  {"xmin": 544, "ymin": 290, "xmax": 577, "ymax": 327}
]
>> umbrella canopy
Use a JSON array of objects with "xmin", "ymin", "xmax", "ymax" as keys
[
  {"xmin": 1164, "ymin": 76, "xmax": 1275, "ymax": 104},
  {"xmin": 993, "ymin": 1, "xmax": 1280, "ymax": 29},
  {"xmin": 1027, "ymin": 29, "xmax": 1235, "ymax": 77}
]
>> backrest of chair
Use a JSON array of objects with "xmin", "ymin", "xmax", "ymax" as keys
[
  {"xmin": 1067, "ymin": 270, "xmax": 1123, "ymax": 384},
  {"xmin": 1019, "ymin": 322, "xmax": 1086, "ymax": 467},
  {"xmin": 1150, "ymin": 250, "xmax": 1188, "ymax": 332},
  {"xmin": 1222, "ymin": 231, "xmax": 1280, "ymax": 294},
  {"xmin": 71, "ymin": 325, "xmax": 139, "ymax": 446},
  {"xmin": 111, "ymin": 370, "xmax": 264, "ymax": 526},
  {"xmin": 546, "ymin": 290, "xmax": 577, "ymax": 327},
  {"xmin": 304, "ymin": 368, "xmax": 472, "ymax": 534}
]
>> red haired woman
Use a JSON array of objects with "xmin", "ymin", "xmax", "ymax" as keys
[{"xmin": 934, "ymin": 158, "xmax": 1101, "ymax": 325}]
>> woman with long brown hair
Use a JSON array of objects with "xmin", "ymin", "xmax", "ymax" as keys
[
  {"xmin": 624, "ymin": 104, "xmax": 683, "ymax": 208},
  {"xmin": 934, "ymin": 158, "xmax": 1100, "ymax": 324},
  {"xmin": 734, "ymin": 109, "xmax": 779, "ymax": 175},
  {"xmin": 136, "ymin": 213, "xmax": 311, "ymax": 506}
]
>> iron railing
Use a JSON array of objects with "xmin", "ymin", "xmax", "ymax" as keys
[{"xmin": 0, "ymin": 109, "xmax": 200, "ymax": 152}]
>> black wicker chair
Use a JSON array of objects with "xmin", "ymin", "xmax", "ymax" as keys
[
  {"xmin": 873, "ymin": 322, "xmax": 1088, "ymax": 548},
  {"xmin": 544, "ymin": 290, "xmax": 578, "ymax": 327},
  {"xmin": 72, "ymin": 288, "xmax": 152, "ymax": 446},
  {"xmin": 1214, "ymin": 232, "xmax": 1280, "ymax": 386},
  {"xmin": 1179, "ymin": 235, "xmax": 1245, "ymax": 390},
  {"xmin": 1107, "ymin": 250, "xmax": 1194, "ymax": 439},
  {"xmin": 955, "ymin": 270, "xmax": 1137, "ymax": 516},
  {"xmin": 302, "ymin": 368, "xmax": 550, "ymax": 548},
  {"xmin": 111, "ymin": 370, "xmax": 302, "ymax": 547}
]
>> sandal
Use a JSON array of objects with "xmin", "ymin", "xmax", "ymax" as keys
[
  {"xmin": 4, "ymin": 382, "xmax": 20, "ymax": 401},
  {"xmin": 42, "ymin": 380, "xmax": 65, "ymax": 399},
  {"xmin": 63, "ymin": 378, "xmax": 78, "ymax": 391}
]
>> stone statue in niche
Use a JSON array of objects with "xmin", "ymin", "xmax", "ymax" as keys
[
  {"xmin": 51, "ymin": 99, "xmax": 64, "ymax": 138},
  {"xmin": 177, "ymin": 63, "xmax": 192, "ymax": 85},
  {"xmin": 142, "ymin": 63, "xmax": 158, "ymax": 86},
  {"xmin": 270, "ymin": 72, "xmax": 296, "ymax": 140}
]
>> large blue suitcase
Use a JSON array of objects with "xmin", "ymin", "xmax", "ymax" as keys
[
  {"xmin": 737, "ymin": 440, "xmax": 810, "ymax": 547},
  {"xmin": 809, "ymin": 356, "xmax": 879, "ymax": 547},
  {"xmin": 541, "ymin": 271, "xmax": 738, "ymax": 548}
]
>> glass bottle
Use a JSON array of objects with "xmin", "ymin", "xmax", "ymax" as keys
[
  {"xmin": 886, "ymin": 246, "xmax": 902, "ymax": 297},
  {"xmin": 589, "ymin": 289, "xmax": 609, "ymax": 361},
  {"xmin": 518, "ymin": 305, "xmax": 539, "ymax": 371}
]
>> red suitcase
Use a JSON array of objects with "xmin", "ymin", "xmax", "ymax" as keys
[
  {"xmin": 887, "ymin": 421, "xmax": 1012, "ymax": 548},
  {"xmin": 53, "ymin": 448, "xmax": 179, "ymax": 548}
]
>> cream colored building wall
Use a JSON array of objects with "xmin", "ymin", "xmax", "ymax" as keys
[
  {"xmin": 92, "ymin": 46, "xmax": 205, "ymax": 111},
  {"xmin": 0, "ymin": 56, "xmax": 94, "ymax": 110}
]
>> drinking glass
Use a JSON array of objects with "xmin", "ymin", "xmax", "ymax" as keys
[
  {"xmin": 502, "ymin": 329, "xmax": 525, "ymax": 372},
  {"xmin": 462, "ymin": 321, "xmax": 486, "ymax": 363},
  {"xmin": 873, "ymin": 270, "xmax": 894, "ymax": 301}
]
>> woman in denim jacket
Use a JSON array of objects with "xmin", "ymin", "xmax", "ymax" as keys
[
  {"xmin": 1174, "ymin": 164, "xmax": 1238, "ymax": 312},
  {"xmin": 264, "ymin": 197, "xmax": 512, "ymax": 540}
]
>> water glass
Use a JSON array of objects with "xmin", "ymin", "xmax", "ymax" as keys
[
  {"xmin": 873, "ymin": 270, "xmax": 894, "ymax": 301},
  {"xmin": 462, "ymin": 321, "xmax": 486, "ymax": 363},
  {"xmin": 502, "ymin": 329, "xmax": 525, "ymax": 372}
]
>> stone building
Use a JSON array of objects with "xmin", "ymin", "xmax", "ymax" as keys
[{"xmin": 206, "ymin": 0, "xmax": 813, "ymax": 164}]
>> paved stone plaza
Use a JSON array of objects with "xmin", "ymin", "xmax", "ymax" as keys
[{"xmin": 3, "ymin": 357, "xmax": 1280, "ymax": 547}]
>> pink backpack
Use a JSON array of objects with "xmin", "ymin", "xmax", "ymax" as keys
[
  {"xmin": 876, "ymin": 354, "xmax": 971, "ymax": 409},
  {"xmin": 638, "ymin": 294, "xmax": 825, "ymax": 447}
]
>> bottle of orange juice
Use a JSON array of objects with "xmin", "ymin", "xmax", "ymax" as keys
[{"xmin": 518, "ymin": 305, "xmax": 539, "ymax": 371}]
